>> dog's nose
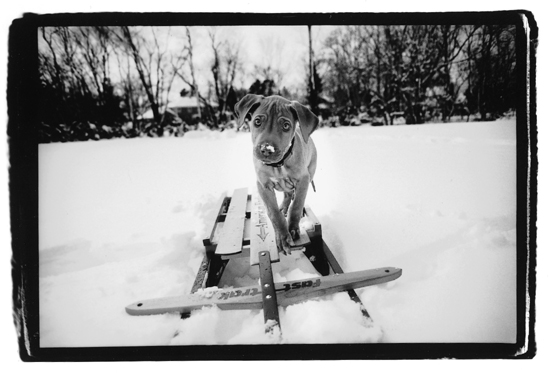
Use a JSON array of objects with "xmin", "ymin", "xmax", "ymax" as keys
[{"xmin": 259, "ymin": 143, "xmax": 276, "ymax": 156}]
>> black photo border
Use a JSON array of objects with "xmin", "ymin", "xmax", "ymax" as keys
[{"xmin": 8, "ymin": 10, "xmax": 537, "ymax": 361}]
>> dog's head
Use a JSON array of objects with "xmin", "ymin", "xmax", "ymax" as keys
[{"xmin": 234, "ymin": 94, "xmax": 318, "ymax": 164}]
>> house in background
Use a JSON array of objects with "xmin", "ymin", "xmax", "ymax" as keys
[
  {"xmin": 169, "ymin": 96, "xmax": 206, "ymax": 124},
  {"xmin": 140, "ymin": 96, "xmax": 217, "ymax": 126}
]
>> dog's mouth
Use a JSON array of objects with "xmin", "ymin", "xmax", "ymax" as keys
[{"xmin": 254, "ymin": 148, "xmax": 283, "ymax": 163}]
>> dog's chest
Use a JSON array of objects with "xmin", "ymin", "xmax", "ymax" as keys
[{"xmin": 264, "ymin": 167, "xmax": 296, "ymax": 193}]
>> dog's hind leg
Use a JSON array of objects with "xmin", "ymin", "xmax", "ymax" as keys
[{"xmin": 307, "ymin": 141, "xmax": 317, "ymax": 191}]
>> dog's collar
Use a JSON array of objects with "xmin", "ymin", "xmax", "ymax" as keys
[{"xmin": 263, "ymin": 137, "xmax": 295, "ymax": 168}]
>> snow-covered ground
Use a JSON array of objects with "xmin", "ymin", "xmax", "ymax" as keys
[{"xmin": 38, "ymin": 119, "xmax": 517, "ymax": 346}]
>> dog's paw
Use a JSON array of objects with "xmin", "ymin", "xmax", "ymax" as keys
[
  {"xmin": 275, "ymin": 230, "xmax": 292, "ymax": 255},
  {"xmin": 288, "ymin": 216, "xmax": 302, "ymax": 240},
  {"xmin": 289, "ymin": 226, "xmax": 301, "ymax": 241}
]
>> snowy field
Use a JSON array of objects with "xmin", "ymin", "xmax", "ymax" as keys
[{"xmin": 38, "ymin": 119, "xmax": 517, "ymax": 346}]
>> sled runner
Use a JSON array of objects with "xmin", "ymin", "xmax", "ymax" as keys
[{"xmin": 125, "ymin": 188, "xmax": 402, "ymax": 335}]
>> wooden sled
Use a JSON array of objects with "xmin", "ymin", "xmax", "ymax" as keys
[{"xmin": 125, "ymin": 188, "xmax": 402, "ymax": 336}]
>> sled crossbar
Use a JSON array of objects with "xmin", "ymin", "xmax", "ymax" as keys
[
  {"xmin": 258, "ymin": 250, "xmax": 280, "ymax": 332},
  {"xmin": 126, "ymin": 267, "xmax": 402, "ymax": 316}
]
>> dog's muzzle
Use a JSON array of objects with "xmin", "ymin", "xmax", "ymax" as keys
[
  {"xmin": 256, "ymin": 138, "xmax": 295, "ymax": 167},
  {"xmin": 259, "ymin": 143, "xmax": 276, "ymax": 157}
]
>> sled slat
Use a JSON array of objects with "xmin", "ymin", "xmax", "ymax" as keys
[
  {"xmin": 250, "ymin": 194, "xmax": 279, "ymax": 265},
  {"xmin": 221, "ymin": 246, "xmax": 250, "ymax": 261},
  {"xmin": 215, "ymin": 188, "xmax": 248, "ymax": 255},
  {"xmin": 203, "ymin": 193, "xmax": 228, "ymax": 248}
]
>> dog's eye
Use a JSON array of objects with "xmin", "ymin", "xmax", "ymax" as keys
[
  {"xmin": 253, "ymin": 117, "xmax": 262, "ymax": 127},
  {"xmin": 282, "ymin": 122, "xmax": 291, "ymax": 131}
]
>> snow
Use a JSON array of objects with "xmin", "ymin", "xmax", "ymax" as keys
[{"xmin": 38, "ymin": 119, "xmax": 517, "ymax": 346}]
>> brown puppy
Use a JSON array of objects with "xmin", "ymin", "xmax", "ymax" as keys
[{"xmin": 235, "ymin": 94, "xmax": 318, "ymax": 254}]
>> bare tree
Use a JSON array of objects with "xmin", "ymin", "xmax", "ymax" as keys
[
  {"xmin": 38, "ymin": 26, "xmax": 128, "ymax": 141},
  {"xmin": 464, "ymin": 24, "xmax": 516, "ymax": 120},
  {"xmin": 208, "ymin": 27, "xmax": 243, "ymax": 123},
  {"xmin": 321, "ymin": 24, "xmax": 517, "ymax": 125},
  {"xmin": 185, "ymin": 27, "xmax": 201, "ymax": 119},
  {"xmin": 172, "ymin": 27, "xmax": 213, "ymax": 124},
  {"xmin": 115, "ymin": 26, "xmax": 188, "ymax": 135},
  {"xmin": 253, "ymin": 35, "xmax": 284, "ymax": 87},
  {"xmin": 307, "ymin": 25, "xmax": 321, "ymax": 114},
  {"xmin": 322, "ymin": 26, "xmax": 373, "ymax": 116},
  {"xmin": 72, "ymin": 27, "xmax": 111, "ymax": 104}
]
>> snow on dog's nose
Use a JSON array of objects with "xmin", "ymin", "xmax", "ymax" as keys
[{"xmin": 259, "ymin": 142, "xmax": 276, "ymax": 157}]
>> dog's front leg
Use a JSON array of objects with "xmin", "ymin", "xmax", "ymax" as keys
[
  {"xmin": 287, "ymin": 176, "xmax": 310, "ymax": 240},
  {"xmin": 279, "ymin": 191, "xmax": 293, "ymax": 216},
  {"xmin": 257, "ymin": 181, "xmax": 292, "ymax": 254}
]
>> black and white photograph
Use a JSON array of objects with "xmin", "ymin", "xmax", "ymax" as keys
[{"xmin": 6, "ymin": 7, "xmax": 537, "ymax": 363}]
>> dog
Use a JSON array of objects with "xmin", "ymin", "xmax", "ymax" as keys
[{"xmin": 235, "ymin": 94, "xmax": 318, "ymax": 255}]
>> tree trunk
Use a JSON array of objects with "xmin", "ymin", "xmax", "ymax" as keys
[
  {"xmin": 186, "ymin": 27, "xmax": 201, "ymax": 121},
  {"xmin": 122, "ymin": 27, "xmax": 161, "ymax": 126}
]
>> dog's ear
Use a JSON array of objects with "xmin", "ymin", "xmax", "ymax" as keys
[
  {"xmin": 234, "ymin": 94, "xmax": 264, "ymax": 127},
  {"xmin": 290, "ymin": 101, "xmax": 319, "ymax": 143}
]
